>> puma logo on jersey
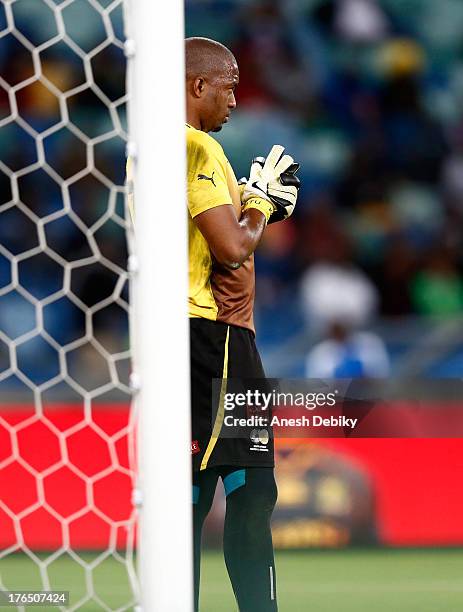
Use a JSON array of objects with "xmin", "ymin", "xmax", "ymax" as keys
[{"xmin": 197, "ymin": 171, "xmax": 216, "ymax": 187}]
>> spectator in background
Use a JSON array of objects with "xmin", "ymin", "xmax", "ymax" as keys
[
  {"xmin": 299, "ymin": 230, "xmax": 378, "ymax": 334},
  {"xmin": 300, "ymin": 220, "xmax": 390, "ymax": 378},
  {"xmin": 411, "ymin": 244, "xmax": 463, "ymax": 316},
  {"xmin": 378, "ymin": 38, "xmax": 447, "ymax": 185},
  {"xmin": 305, "ymin": 319, "xmax": 390, "ymax": 378}
]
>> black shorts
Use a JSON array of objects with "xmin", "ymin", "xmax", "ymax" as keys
[{"xmin": 190, "ymin": 318, "xmax": 275, "ymax": 472}]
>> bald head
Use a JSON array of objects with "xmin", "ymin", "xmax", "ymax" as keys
[
  {"xmin": 185, "ymin": 37, "xmax": 239, "ymax": 133},
  {"xmin": 185, "ymin": 37, "xmax": 236, "ymax": 81}
]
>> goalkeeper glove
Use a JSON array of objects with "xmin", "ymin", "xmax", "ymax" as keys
[
  {"xmin": 266, "ymin": 160, "xmax": 300, "ymax": 224},
  {"xmin": 241, "ymin": 145, "xmax": 300, "ymax": 223}
]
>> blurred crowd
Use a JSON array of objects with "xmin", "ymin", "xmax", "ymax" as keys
[
  {"xmin": 203, "ymin": 0, "xmax": 463, "ymax": 375},
  {"xmin": 207, "ymin": 0, "xmax": 463, "ymax": 315},
  {"xmin": 1, "ymin": 0, "xmax": 463, "ymax": 388}
]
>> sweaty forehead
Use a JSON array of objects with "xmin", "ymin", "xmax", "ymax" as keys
[{"xmin": 213, "ymin": 58, "xmax": 239, "ymax": 84}]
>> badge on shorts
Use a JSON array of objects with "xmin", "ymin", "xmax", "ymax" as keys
[
  {"xmin": 249, "ymin": 428, "xmax": 269, "ymax": 452},
  {"xmin": 191, "ymin": 440, "xmax": 201, "ymax": 454}
]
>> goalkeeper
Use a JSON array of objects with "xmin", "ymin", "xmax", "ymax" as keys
[{"xmin": 185, "ymin": 37, "xmax": 300, "ymax": 612}]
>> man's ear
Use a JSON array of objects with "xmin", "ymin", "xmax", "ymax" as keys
[{"xmin": 193, "ymin": 77, "xmax": 205, "ymax": 98}]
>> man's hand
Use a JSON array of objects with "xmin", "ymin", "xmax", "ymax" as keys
[
  {"xmin": 242, "ymin": 145, "xmax": 294, "ymax": 205},
  {"xmin": 266, "ymin": 161, "xmax": 300, "ymax": 224},
  {"xmin": 240, "ymin": 145, "xmax": 301, "ymax": 224}
]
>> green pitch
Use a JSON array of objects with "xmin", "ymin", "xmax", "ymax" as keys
[
  {"xmin": 202, "ymin": 548, "xmax": 463, "ymax": 612},
  {"xmin": 1, "ymin": 549, "xmax": 462, "ymax": 610}
]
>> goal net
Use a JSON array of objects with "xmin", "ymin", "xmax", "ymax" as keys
[{"xmin": 0, "ymin": 0, "xmax": 138, "ymax": 609}]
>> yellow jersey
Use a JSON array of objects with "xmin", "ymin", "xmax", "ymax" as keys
[{"xmin": 187, "ymin": 124, "xmax": 255, "ymax": 332}]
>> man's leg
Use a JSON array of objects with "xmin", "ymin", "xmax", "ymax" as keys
[
  {"xmin": 222, "ymin": 467, "xmax": 278, "ymax": 611},
  {"xmin": 193, "ymin": 468, "xmax": 220, "ymax": 612}
]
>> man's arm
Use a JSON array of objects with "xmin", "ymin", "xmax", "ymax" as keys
[
  {"xmin": 194, "ymin": 204, "xmax": 266, "ymax": 269},
  {"xmin": 193, "ymin": 144, "xmax": 300, "ymax": 269},
  {"xmin": 191, "ymin": 143, "xmax": 300, "ymax": 269}
]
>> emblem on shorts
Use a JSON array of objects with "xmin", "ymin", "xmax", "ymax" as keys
[
  {"xmin": 191, "ymin": 440, "xmax": 201, "ymax": 454},
  {"xmin": 197, "ymin": 171, "xmax": 216, "ymax": 187},
  {"xmin": 250, "ymin": 429, "xmax": 269, "ymax": 452}
]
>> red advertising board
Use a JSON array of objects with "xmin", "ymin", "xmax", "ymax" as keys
[{"xmin": 0, "ymin": 404, "xmax": 462, "ymax": 549}]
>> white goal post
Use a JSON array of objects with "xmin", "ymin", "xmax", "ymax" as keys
[
  {"xmin": 125, "ymin": 0, "xmax": 193, "ymax": 610},
  {"xmin": 0, "ymin": 0, "xmax": 192, "ymax": 609}
]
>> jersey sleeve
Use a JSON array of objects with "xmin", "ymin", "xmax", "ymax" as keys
[{"xmin": 187, "ymin": 135, "xmax": 231, "ymax": 218}]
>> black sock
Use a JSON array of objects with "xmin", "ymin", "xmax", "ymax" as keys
[{"xmin": 222, "ymin": 467, "xmax": 278, "ymax": 611}]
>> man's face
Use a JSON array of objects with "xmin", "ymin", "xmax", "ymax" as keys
[{"xmin": 201, "ymin": 59, "xmax": 239, "ymax": 133}]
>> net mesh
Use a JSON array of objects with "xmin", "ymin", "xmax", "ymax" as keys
[{"xmin": 0, "ymin": 1, "xmax": 138, "ymax": 609}]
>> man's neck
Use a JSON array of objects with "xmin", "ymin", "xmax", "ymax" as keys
[{"xmin": 186, "ymin": 109, "xmax": 202, "ymax": 131}]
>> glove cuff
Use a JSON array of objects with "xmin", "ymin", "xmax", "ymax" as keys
[{"xmin": 242, "ymin": 197, "xmax": 275, "ymax": 223}]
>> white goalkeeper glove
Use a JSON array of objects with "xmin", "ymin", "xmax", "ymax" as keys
[
  {"xmin": 240, "ymin": 145, "xmax": 300, "ymax": 223},
  {"xmin": 266, "ymin": 160, "xmax": 300, "ymax": 224}
]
